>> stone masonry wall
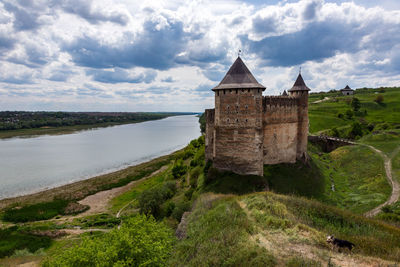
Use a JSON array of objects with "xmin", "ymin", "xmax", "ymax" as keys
[
  {"xmin": 212, "ymin": 89, "xmax": 264, "ymax": 176},
  {"xmin": 262, "ymin": 96, "xmax": 299, "ymax": 164},
  {"xmin": 205, "ymin": 109, "xmax": 215, "ymax": 161}
]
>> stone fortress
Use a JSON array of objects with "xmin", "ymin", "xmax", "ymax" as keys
[{"xmin": 204, "ymin": 56, "xmax": 310, "ymax": 176}]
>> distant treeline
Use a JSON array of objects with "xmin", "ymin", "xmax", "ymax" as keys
[
  {"xmin": 198, "ymin": 113, "xmax": 205, "ymax": 134},
  {"xmin": 0, "ymin": 111, "xmax": 195, "ymax": 131}
]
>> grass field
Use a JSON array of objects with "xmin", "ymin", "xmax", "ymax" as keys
[
  {"xmin": 170, "ymin": 192, "xmax": 400, "ymax": 266},
  {"xmin": 308, "ymin": 87, "xmax": 400, "ymax": 135},
  {"xmin": 359, "ymin": 129, "xmax": 400, "ymax": 156}
]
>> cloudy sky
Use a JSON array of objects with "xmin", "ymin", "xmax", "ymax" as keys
[{"xmin": 0, "ymin": 0, "xmax": 399, "ymax": 112}]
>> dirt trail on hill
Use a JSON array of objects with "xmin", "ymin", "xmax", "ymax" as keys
[
  {"xmin": 77, "ymin": 165, "xmax": 168, "ymax": 216},
  {"xmin": 364, "ymin": 145, "xmax": 400, "ymax": 217},
  {"xmin": 312, "ymin": 97, "xmax": 330, "ymax": 104}
]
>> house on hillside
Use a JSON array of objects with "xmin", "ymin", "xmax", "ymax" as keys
[
  {"xmin": 340, "ymin": 85, "xmax": 354, "ymax": 95},
  {"xmin": 204, "ymin": 56, "xmax": 310, "ymax": 176}
]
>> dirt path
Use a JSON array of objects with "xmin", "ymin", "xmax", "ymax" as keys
[
  {"xmin": 364, "ymin": 145, "xmax": 400, "ymax": 217},
  {"xmin": 312, "ymin": 97, "xmax": 330, "ymax": 104},
  {"xmin": 77, "ymin": 165, "xmax": 168, "ymax": 216}
]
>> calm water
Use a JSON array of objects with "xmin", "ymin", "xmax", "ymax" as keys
[{"xmin": 0, "ymin": 115, "xmax": 200, "ymax": 199}]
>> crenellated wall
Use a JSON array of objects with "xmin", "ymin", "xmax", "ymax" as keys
[
  {"xmin": 205, "ymin": 109, "xmax": 215, "ymax": 161},
  {"xmin": 262, "ymin": 96, "xmax": 299, "ymax": 164},
  {"xmin": 205, "ymin": 89, "xmax": 309, "ymax": 176}
]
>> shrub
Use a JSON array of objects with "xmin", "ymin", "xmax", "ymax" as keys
[
  {"xmin": 337, "ymin": 113, "xmax": 344, "ymax": 119},
  {"xmin": 367, "ymin": 123, "xmax": 375, "ymax": 132},
  {"xmin": 0, "ymin": 226, "xmax": 52, "ymax": 258},
  {"xmin": 331, "ymin": 127, "xmax": 340, "ymax": 137},
  {"xmin": 138, "ymin": 188, "xmax": 164, "ymax": 218},
  {"xmin": 42, "ymin": 215, "xmax": 175, "ymax": 267},
  {"xmin": 171, "ymin": 201, "xmax": 191, "ymax": 221},
  {"xmin": 2, "ymin": 200, "xmax": 69, "ymax": 222},
  {"xmin": 345, "ymin": 110, "xmax": 353, "ymax": 119},
  {"xmin": 189, "ymin": 166, "xmax": 202, "ymax": 188},
  {"xmin": 375, "ymin": 94, "xmax": 384, "ymax": 104},
  {"xmin": 162, "ymin": 201, "xmax": 176, "ymax": 217},
  {"xmin": 349, "ymin": 122, "xmax": 363, "ymax": 139},
  {"xmin": 138, "ymin": 182, "xmax": 177, "ymax": 218},
  {"xmin": 351, "ymin": 97, "xmax": 361, "ymax": 111},
  {"xmin": 185, "ymin": 188, "xmax": 195, "ymax": 200},
  {"xmin": 172, "ymin": 159, "xmax": 188, "ymax": 179},
  {"xmin": 160, "ymin": 181, "xmax": 177, "ymax": 199},
  {"xmin": 204, "ymin": 160, "xmax": 212, "ymax": 176}
]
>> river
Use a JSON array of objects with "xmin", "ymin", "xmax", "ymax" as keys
[{"xmin": 0, "ymin": 115, "xmax": 200, "ymax": 199}]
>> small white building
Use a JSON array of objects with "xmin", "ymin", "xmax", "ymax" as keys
[{"xmin": 340, "ymin": 85, "xmax": 354, "ymax": 95}]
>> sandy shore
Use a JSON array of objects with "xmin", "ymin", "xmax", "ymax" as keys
[{"xmin": 0, "ymin": 151, "xmax": 178, "ymax": 211}]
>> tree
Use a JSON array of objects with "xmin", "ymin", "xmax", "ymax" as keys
[
  {"xmin": 172, "ymin": 160, "xmax": 187, "ymax": 179},
  {"xmin": 345, "ymin": 110, "xmax": 353, "ymax": 119},
  {"xmin": 351, "ymin": 97, "xmax": 361, "ymax": 111},
  {"xmin": 350, "ymin": 122, "xmax": 363, "ymax": 139},
  {"xmin": 375, "ymin": 94, "xmax": 384, "ymax": 104},
  {"xmin": 42, "ymin": 215, "xmax": 174, "ymax": 267}
]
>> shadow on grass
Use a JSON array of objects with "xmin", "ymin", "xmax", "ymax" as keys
[
  {"xmin": 264, "ymin": 159, "xmax": 325, "ymax": 199},
  {"xmin": 201, "ymin": 158, "xmax": 325, "ymax": 199},
  {"xmin": 202, "ymin": 168, "xmax": 268, "ymax": 195}
]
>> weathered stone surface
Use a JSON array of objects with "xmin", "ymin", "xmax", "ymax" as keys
[
  {"xmin": 205, "ymin": 58, "xmax": 309, "ymax": 176},
  {"xmin": 175, "ymin": 211, "xmax": 191, "ymax": 240}
]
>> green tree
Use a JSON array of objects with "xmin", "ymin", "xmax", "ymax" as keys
[
  {"xmin": 345, "ymin": 110, "xmax": 353, "ymax": 119},
  {"xmin": 42, "ymin": 215, "xmax": 174, "ymax": 267},
  {"xmin": 172, "ymin": 160, "xmax": 187, "ymax": 179},
  {"xmin": 350, "ymin": 122, "xmax": 363, "ymax": 139},
  {"xmin": 375, "ymin": 94, "xmax": 384, "ymax": 104},
  {"xmin": 351, "ymin": 97, "xmax": 361, "ymax": 111}
]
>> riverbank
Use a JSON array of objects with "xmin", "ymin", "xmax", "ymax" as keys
[
  {"xmin": 0, "ymin": 122, "xmax": 136, "ymax": 139},
  {"xmin": 0, "ymin": 150, "xmax": 179, "ymax": 211}
]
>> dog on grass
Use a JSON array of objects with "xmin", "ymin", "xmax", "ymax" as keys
[{"xmin": 326, "ymin": 235, "xmax": 355, "ymax": 252}]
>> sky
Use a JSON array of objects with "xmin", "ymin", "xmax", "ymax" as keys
[{"xmin": 0, "ymin": 0, "xmax": 399, "ymax": 112}]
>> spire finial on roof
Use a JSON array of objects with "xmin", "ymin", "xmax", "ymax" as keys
[
  {"xmin": 238, "ymin": 49, "xmax": 242, "ymax": 57},
  {"xmin": 299, "ymin": 66, "xmax": 301, "ymax": 75}
]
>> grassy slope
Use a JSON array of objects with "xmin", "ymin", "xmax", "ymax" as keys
[
  {"xmin": 0, "ymin": 138, "xmax": 396, "ymax": 265},
  {"xmin": 359, "ymin": 129, "xmax": 400, "ymax": 156},
  {"xmin": 308, "ymin": 87, "xmax": 400, "ymax": 134},
  {"xmin": 261, "ymin": 143, "xmax": 390, "ymax": 214},
  {"xmin": 171, "ymin": 192, "xmax": 400, "ymax": 266}
]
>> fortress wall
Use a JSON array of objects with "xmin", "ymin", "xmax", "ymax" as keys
[
  {"xmin": 262, "ymin": 96, "xmax": 299, "ymax": 164},
  {"xmin": 213, "ymin": 126, "xmax": 264, "ymax": 176},
  {"xmin": 204, "ymin": 109, "xmax": 215, "ymax": 161},
  {"xmin": 213, "ymin": 89, "xmax": 264, "ymax": 176}
]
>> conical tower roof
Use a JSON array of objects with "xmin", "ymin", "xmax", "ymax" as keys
[
  {"xmin": 340, "ymin": 85, "xmax": 353, "ymax": 91},
  {"xmin": 282, "ymin": 90, "xmax": 288, "ymax": 96},
  {"xmin": 288, "ymin": 73, "xmax": 310, "ymax": 92},
  {"xmin": 212, "ymin": 57, "xmax": 266, "ymax": 91}
]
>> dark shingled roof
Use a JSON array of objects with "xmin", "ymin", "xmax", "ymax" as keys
[
  {"xmin": 340, "ymin": 85, "xmax": 353, "ymax": 91},
  {"xmin": 282, "ymin": 90, "xmax": 288, "ymax": 96},
  {"xmin": 288, "ymin": 73, "xmax": 310, "ymax": 92},
  {"xmin": 212, "ymin": 57, "xmax": 266, "ymax": 90}
]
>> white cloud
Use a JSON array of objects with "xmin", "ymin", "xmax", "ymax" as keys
[{"xmin": 0, "ymin": 0, "xmax": 398, "ymax": 111}]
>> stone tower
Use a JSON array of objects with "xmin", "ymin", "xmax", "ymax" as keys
[
  {"xmin": 205, "ymin": 57, "xmax": 310, "ymax": 176},
  {"xmin": 208, "ymin": 56, "xmax": 266, "ymax": 176},
  {"xmin": 288, "ymin": 73, "xmax": 310, "ymax": 161}
]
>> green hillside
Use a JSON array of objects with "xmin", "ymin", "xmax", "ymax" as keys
[
  {"xmin": 1, "ymin": 87, "xmax": 400, "ymax": 266},
  {"xmin": 309, "ymin": 87, "xmax": 400, "ymax": 137}
]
